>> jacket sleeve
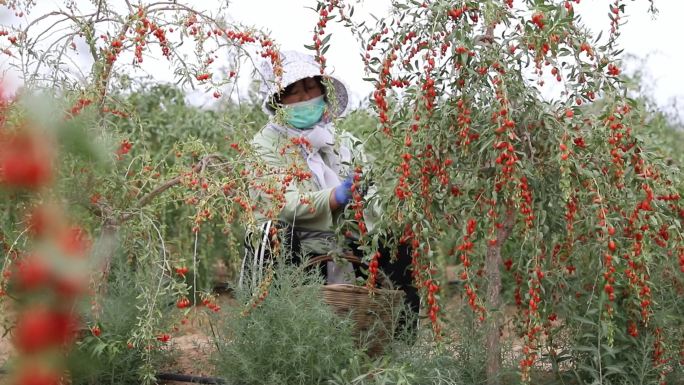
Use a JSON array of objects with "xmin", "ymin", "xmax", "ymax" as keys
[
  {"xmin": 280, "ymin": 184, "xmax": 336, "ymax": 229},
  {"xmin": 250, "ymin": 141, "xmax": 336, "ymax": 231}
]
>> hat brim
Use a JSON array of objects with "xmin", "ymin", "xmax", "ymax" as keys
[{"xmin": 259, "ymin": 51, "xmax": 350, "ymax": 118}]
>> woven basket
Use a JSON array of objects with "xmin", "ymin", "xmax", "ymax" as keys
[{"xmin": 305, "ymin": 254, "xmax": 405, "ymax": 356}]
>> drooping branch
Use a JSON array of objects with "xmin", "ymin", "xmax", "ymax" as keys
[
  {"xmin": 88, "ymin": 153, "xmax": 230, "ymax": 280},
  {"xmin": 118, "ymin": 154, "xmax": 229, "ymax": 223}
]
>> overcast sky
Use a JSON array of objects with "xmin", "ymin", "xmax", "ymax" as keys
[
  {"xmin": 1, "ymin": 0, "xmax": 682, "ymax": 119},
  {"xmin": 220, "ymin": 0, "xmax": 684, "ymax": 117},
  {"xmin": 573, "ymin": 1, "xmax": 684, "ymax": 119}
]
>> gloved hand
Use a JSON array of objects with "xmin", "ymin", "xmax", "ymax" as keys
[{"xmin": 333, "ymin": 175, "xmax": 354, "ymax": 208}]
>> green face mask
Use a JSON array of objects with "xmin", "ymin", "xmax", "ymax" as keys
[{"xmin": 283, "ymin": 95, "xmax": 326, "ymax": 129}]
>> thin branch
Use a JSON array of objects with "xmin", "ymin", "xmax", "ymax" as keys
[
  {"xmin": 117, "ymin": 154, "xmax": 228, "ymax": 223},
  {"xmin": 1, "ymin": 228, "xmax": 29, "ymax": 278},
  {"xmin": 25, "ymin": 15, "xmax": 73, "ymax": 48},
  {"xmin": 123, "ymin": 0, "xmax": 134, "ymax": 15},
  {"xmin": 22, "ymin": 11, "xmax": 84, "ymax": 35},
  {"xmin": 25, "ymin": 30, "xmax": 79, "ymax": 85}
]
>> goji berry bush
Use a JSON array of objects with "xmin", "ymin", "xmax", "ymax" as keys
[{"xmin": 1, "ymin": 0, "xmax": 683, "ymax": 384}]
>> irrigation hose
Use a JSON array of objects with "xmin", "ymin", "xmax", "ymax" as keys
[
  {"xmin": 156, "ymin": 372, "xmax": 227, "ymax": 384},
  {"xmin": 0, "ymin": 368, "xmax": 228, "ymax": 384}
]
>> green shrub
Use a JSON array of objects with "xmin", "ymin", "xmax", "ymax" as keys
[
  {"xmin": 211, "ymin": 263, "xmax": 359, "ymax": 385},
  {"xmin": 68, "ymin": 260, "xmax": 175, "ymax": 385}
]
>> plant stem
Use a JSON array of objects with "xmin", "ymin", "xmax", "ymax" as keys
[{"xmin": 485, "ymin": 207, "xmax": 515, "ymax": 385}]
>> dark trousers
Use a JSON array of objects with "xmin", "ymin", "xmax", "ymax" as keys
[
  {"xmin": 347, "ymin": 240, "xmax": 420, "ymax": 335},
  {"xmin": 243, "ymin": 221, "xmax": 420, "ymax": 335}
]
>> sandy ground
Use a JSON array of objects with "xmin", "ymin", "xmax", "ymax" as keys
[
  {"xmin": 157, "ymin": 293, "xmax": 237, "ymax": 383},
  {"xmin": 0, "ymin": 305, "xmax": 12, "ymax": 371}
]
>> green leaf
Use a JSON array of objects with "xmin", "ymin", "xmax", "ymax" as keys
[
  {"xmin": 574, "ymin": 346, "xmax": 599, "ymax": 354},
  {"xmin": 594, "ymin": 30, "xmax": 603, "ymax": 43},
  {"xmin": 93, "ymin": 341, "xmax": 108, "ymax": 357},
  {"xmin": 604, "ymin": 365, "xmax": 627, "ymax": 376},
  {"xmin": 572, "ymin": 315, "xmax": 597, "ymax": 326}
]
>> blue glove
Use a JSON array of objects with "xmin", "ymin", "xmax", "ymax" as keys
[{"xmin": 333, "ymin": 175, "xmax": 354, "ymax": 207}]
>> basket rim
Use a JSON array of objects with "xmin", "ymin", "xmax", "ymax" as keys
[
  {"xmin": 304, "ymin": 254, "xmax": 396, "ymax": 289},
  {"xmin": 320, "ymin": 283, "xmax": 405, "ymax": 296}
]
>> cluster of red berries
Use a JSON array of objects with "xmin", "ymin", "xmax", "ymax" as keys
[
  {"xmin": 225, "ymin": 29, "xmax": 256, "ymax": 44},
  {"xmin": 456, "ymin": 219, "xmax": 485, "ymax": 318},
  {"xmin": 0, "ymin": 131, "xmax": 53, "ymax": 189},
  {"xmin": 106, "ymin": 35, "xmax": 125, "ymax": 64},
  {"xmin": 184, "ymin": 13, "xmax": 205, "ymax": 38},
  {"xmin": 201, "ymin": 297, "xmax": 221, "ymax": 313},
  {"xmin": 565, "ymin": 194, "xmax": 578, "ymax": 233},
  {"xmin": 130, "ymin": 8, "xmax": 172, "ymax": 63},
  {"xmin": 133, "ymin": 9, "xmax": 148, "ymax": 63},
  {"xmin": 447, "ymin": 5, "xmax": 467, "ymax": 20},
  {"xmin": 366, "ymin": 251, "xmax": 381, "ymax": 289},
  {"xmin": 420, "ymin": 51, "xmax": 437, "ymax": 113},
  {"xmin": 513, "ymin": 271, "xmax": 524, "ymax": 307},
  {"xmin": 279, "ymin": 136, "xmax": 312, "ymax": 155},
  {"xmin": 157, "ymin": 333, "xmax": 171, "ymax": 343},
  {"xmin": 607, "ymin": 63, "xmax": 621, "ymax": 77},
  {"xmin": 312, "ymin": 2, "xmax": 337, "ymax": 74},
  {"xmin": 350, "ymin": 167, "xmax": 367, "ymax": 235},
  {"xmin": 609, "ymin": 0, "xmax": 622, "ymax": 34},
  {"xmin": 424, "ymin": 277, "xmax": 440, "ymax": 326},
  {"xmin": 604, "ymin": 107, "xmax": 634, "ymax": 186},
  {"xmin": 176, "ymin": 297, "xmax": 191, "ymax": 309},
  {"xmin": 490, "ymin": 83, "xmax": 519, "ymax": 193},
  {"xmin": 520, "ymin": 265, "xmax": 545, "ymax": 380},
  {"xmin": 373, "ymin": 50, "xmax": 397, "ymax": 135},
  {"xmin": 116, "ymin": 139, "xmax": 132, "ymax": 160},
  {"xmin": 402, "ymin": 40, "xmax": 429, "ymax": 69},
  {"xmin": 531, "ymin": 12, "xmax": 545, "ymax": 29},
  {"xmin": 68, "ymin": 97, "xmax": 92, "ymax": 116},
  {"xmin": 152, "ymin": 25, "xmax": 170, "ymax": 58},
  {"xmin": 579, "ymin": 42, "xmax": 594, "ymax": 59},
  {"xmin": 175, "ymin": 266, "xmax": 189, "ymax": 278},
  {"xmin": 627, "ymin": 320, "xmax": 639, "ymax": 337},
  {"xmin": 408, "ymin": 230, "xmax": 442, "ymax": 335},
  {"xmin": 259, "ymin": 37, "xmax": 281, "ymax": 79},
  {"xmin": 193, "ymin": 208, "xmax": 214, "ymax": 229},
  {"xmin": 102, "ymin": 106, "xmax": 130, "ymax": 118},
  {"xmin": 518, "ymin": 176, "xmax": 534, "ymax": 228},
  {"xmin": 603, "ymin": 251, "xmax": 617, "ymax": 302},
  {"xmin": 241, "ymin": 270, "xmax": 273, "ymax": 316},
  {"xmin": 233, "ymin": 195, "xmax": 253, "ymax": 213},
  {"xmin": 454, "ymin": 98, "xmax": 477, "ymax": 146},
  {"xmin": 559, "ymin": 137, "xmax": 571, "ymax": 162},
  {"xmin": 563, "ymin": 0, "xmax": 582, "ymax": 11},
  {"xmin": 363, "ymin": 27, "xmax": 389, "ymax": 66},
  {"xmin": 394, "ymin": 152, "xmax": 412, "ymax": 200}
]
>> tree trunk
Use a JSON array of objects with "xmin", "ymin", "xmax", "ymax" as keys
[
  {"xmin": 485, "ymin": 240, "xmax": 503, "ymax": 385},
  {"xmin": 485, "ymin": 210, "xmax": 515, "ymax": 385}
]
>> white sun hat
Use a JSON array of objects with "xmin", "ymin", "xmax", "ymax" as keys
[{"xmin": 258, "ymin": 50, "xmax": 350, "ymax": 118}]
